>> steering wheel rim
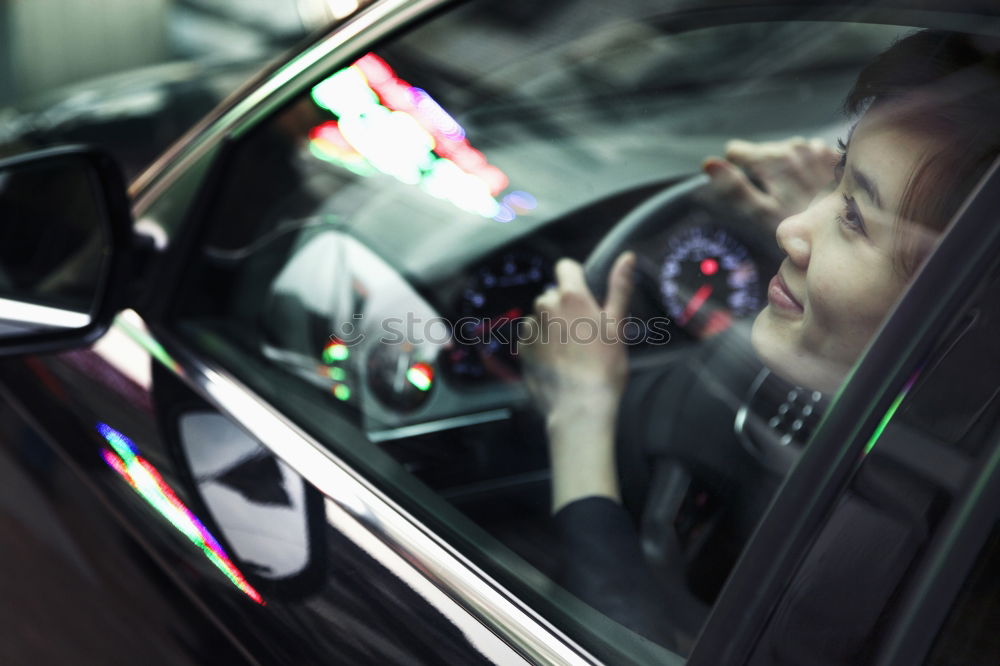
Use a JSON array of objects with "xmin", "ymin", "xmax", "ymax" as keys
[{"xmin": 583, "ymin": 173, "xmax": 710, "ymax": 302}]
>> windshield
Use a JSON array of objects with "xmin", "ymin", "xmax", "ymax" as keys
[{"xmin": 206, "ymin": 15, "xmax": 899, "ymax": 280}]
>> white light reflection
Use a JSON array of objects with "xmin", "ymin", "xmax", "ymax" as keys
[
  {"xmin": 326, "ymin": 0, "xmax": 360, "ymax": 19},
  {"xmin": 0, "ymin": 297, "xmax": 89, "ymax": 328}
]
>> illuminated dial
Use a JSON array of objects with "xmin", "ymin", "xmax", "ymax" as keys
[
  {"xmin": 445, "ymin": 250, "xmax": 552, "ymax": 383},
  {"xmin": 366, "ymin": 341, "xmax": 436, "ymax": 411},
  {"xmin": 659, "ymin": 226, "xmax": 762, "ymax": 337}
]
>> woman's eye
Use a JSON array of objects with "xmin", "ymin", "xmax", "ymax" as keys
[
  {"xmin": 833, "ymin": 137, "xmax": 847, "ymax": 183},
  {"xmin": 836, "ymin": 193, "xmax": 867, "ymax": 235}
]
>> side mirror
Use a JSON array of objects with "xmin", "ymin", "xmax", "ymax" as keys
[{"xmin": 0, "ymin": 146, "xmax": 132, "ymax": 355}]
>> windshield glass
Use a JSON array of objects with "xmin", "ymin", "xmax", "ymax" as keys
[{"xmin": 218, "ymin": 15, "xmax": 899, "ymax": 279}]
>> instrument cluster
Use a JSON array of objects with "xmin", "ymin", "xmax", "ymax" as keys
[
  {"xmin": 434, "ymin": 223, "xmax": 767, "ymax": 388},
  {"xmin": 441, "ymin": 250, "xmax": 554, "ymax": 385}
]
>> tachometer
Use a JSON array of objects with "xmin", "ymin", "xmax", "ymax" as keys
[
  {"xmin": 444, "ymin": 250, "xmax": 553, "ymax": 383},
  {"xmin": 659, "ymin": 226, "xmax": 762, "ymax": 338}
]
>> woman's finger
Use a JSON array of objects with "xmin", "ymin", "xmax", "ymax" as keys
[
  {"xmin": 533, "ymin": 286, "xmax": 559, "ymax": 314},
  {"xmin": 723, "ymin": 138, "xmax": 772, "ymax": 164},
  {"xmin": 515, "ymin": 315, "xmax": 540, "ymax": 356},
  {"xmin": 703, "ymin": 158, "xmax": 779, "ymax": 217},
  {"xmin": 554, "ymin": 257, "xmax": 589, "ymax": 298},
  {"xmin": 604, "ymin": 251, "xmax": 636, "ymax": 321}
]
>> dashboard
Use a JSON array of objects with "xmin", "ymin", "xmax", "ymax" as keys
[
  {"xmin": 259, "ymin": 182, "xmax": 778, "ymax": 445},
  {"xmin": 244, "ymin": 180, "xmax": 790, "ymax": 605}
]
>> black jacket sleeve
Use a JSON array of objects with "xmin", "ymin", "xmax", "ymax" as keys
[{"xmin": 553, "ymin": 496, "xmax": 676, "ymax": 648}]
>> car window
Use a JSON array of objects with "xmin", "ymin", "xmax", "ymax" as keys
[{"xmin": 169, "ymin": 1, "xmax": 930, "ymax": 658}]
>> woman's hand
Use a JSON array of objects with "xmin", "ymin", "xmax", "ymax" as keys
[
  {"xmin": 703, "ymin": 137, "xmax": 838, "ymax": 230},
  {"xmin": 519, "ymin": 252, "xmax": 635, "ymax": 511}
]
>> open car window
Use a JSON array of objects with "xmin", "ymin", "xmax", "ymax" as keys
[{"xmin": 168, "ymin": 1, "xmax": 940, "ymax": 659}]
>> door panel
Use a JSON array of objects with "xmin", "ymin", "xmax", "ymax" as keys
[{"xmin": 0, "ymin": 312, "xmax": 519, "ymax": 664}]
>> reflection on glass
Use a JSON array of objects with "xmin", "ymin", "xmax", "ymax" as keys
[
  {"xmin": 863, "ymin": 368, "xmax": 921, "ymax": 456},
  {"xmin": 308, "ymin": 52, "xmax": 537, "ymax": 222}
]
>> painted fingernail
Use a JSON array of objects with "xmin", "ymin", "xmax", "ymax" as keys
[{"xmin": 703, "ymin": 160, "xmax": 723, "ymax": 177}]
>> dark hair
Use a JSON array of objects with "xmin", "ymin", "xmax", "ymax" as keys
[{"xmin": 844, "ymin": 30, "xmax": 1000, "ymax": 275}]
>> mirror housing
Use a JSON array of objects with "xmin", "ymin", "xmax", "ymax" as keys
[{"xmin": 0, "ymin": 146, "xmax": 132, "ymax": 355}]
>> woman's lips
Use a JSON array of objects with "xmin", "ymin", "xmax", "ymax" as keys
[{"xmin": 768, "ymin": 274, "xmax": 804, "ymax": 314}]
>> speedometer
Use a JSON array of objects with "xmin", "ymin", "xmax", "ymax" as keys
[{"xmin": 659, "ymin": 226, "xmax": 762, "ymax": 338}]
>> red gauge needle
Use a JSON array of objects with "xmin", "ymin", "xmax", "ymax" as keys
[
  {"xmin": 495, "ymin": 307, "xmax": 524, "ymax": 326},
  {"xmin": 702, "ymin": 309, "xmax": 733, "ymax": 336},
  {"xmin": 472, "ymin": 307, "xmax": 525, "ymax": 334},
  {"xmin": 678, "ymin": 284, "xmax": 713, "ymax": 326}
]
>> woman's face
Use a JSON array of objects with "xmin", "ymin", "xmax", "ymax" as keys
[{"xmin": 751, "ymin": 106, "xmax": 939, "ymax": 392}]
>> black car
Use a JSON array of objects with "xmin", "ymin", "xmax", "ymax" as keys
[{"xmin": 1, "ymin": 0, "xmax": 999, "ymax": 664}]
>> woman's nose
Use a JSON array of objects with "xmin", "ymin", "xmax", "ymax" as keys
[{"xmin": 776, "ymin": 210, "xmax": 811, "ymax": 269}]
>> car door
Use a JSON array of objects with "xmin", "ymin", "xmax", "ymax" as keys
[
  {"xmin": 0, "ymin": 366, "xmax": 255, "ymax": 665},
  {"xmin": 4, "ymin": 1, "xmax": 999, "ymax": 664}
]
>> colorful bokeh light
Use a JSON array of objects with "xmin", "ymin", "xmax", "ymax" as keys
[
  {"xmin": 406, "ymin": 362, "xmax": 434, "ymax": 392},
  {"xmin": 323, "ymin": 340, "xmax": 350, "ymax": 363},
  {"xmin": 332, "ymin": 383, "xmax": 352, "ymax": 401},
  {"xmin": 309, "ymin": 52, "xmax": 533, "ymax": 223},
  {"xmin": 96, "ymin": 423, "xmax": 264, "ymax": 605},
  {"xmin": 308, "ymin": 121, "xmax": 376, "ymax": 176}
]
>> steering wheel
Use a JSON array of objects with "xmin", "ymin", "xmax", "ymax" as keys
[
  {"xmin": 580, "ymin": 173, "xmax": 813, "ymax": 641},
  {"xmin": 584, "ymin": 173, "xmax": 710, "ymax": 303}
]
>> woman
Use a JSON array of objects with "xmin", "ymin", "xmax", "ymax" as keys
[{"xmin": 520, "ymin": 30, "xmax": 1000, "ymax": 650}]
